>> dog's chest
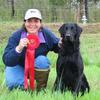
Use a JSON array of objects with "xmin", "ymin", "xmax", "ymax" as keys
[
  {"xmin": 58, "ymin": 54, "xmax": 79, "ymax": 71},
  {"xmin": 59, "ymin": 53, "xmax": 78, "ymax": 63}
]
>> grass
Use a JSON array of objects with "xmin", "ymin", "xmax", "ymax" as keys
[
  {"xmin": 80, "ymin": 34, "xmax": 100, "ymax": 67},
  {"xmin": 0, "ymin": 67, "xmax": 100, "ymax": 100},
  {"xmin": 0, "ymin": 21, "xmax": 100, "ymax": 100}
]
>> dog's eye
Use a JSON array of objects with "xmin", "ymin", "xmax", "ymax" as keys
[
  {"xmin": 71, "ymin": 27, "xmax": 74, "ymax": 30},
  {"xmin": 66, "ymin": 27, "xmax": 68, "ymax": 30}
]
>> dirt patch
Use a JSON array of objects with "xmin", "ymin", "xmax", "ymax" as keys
[
  {"xmin": 81, "ymin": 23, "xmax": 100, "ymax": 34},
  {"xmin": 0, "ymin": 23, "xmax": 100, "ymax": 42},
  {"xmin": 43, "ymin": 23, "xmax": 100, "ymax": 34}
]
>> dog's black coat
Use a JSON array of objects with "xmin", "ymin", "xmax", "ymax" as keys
[{"xmin": 53, "ymin": 23, "xmax": 90, "ymax": 96}]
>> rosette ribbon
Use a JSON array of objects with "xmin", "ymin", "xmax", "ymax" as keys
[{"xmin": 22, "ymin": 33, "xmax": 40, "ymax": 90}]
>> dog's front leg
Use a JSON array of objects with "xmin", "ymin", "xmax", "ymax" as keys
[{"xmin": 72, "ymin": 75, "xmax": 82, "ymax": 97}]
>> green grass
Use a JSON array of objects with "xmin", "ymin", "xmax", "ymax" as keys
[
  {"xmin": 0, "ymin": 67, "xmax": 100, "ymax": 100},
  {"xmin": 80, "ymin": 34, "xmax": 100, "ymax": 67},
  {"xmin": 0, "ymin": 22, "xmax": 100, "ymax": 100}
]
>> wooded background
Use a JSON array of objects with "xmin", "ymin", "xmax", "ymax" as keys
[{"xmin": 0, "ymin": 0, "xmax": 100, "ymax": 23}]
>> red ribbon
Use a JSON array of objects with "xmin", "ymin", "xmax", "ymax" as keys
[{"xmin": 24, "ymin": 34, "xmax": 40, "ymax": 90}]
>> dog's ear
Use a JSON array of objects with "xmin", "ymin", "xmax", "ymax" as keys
[
  {"xmin": 58, "ymin": 24, "xmax": 66, "ymax": 34},
  {"xmin": 75, "ymin": 24, "xmax": 82, "ymax": 40},
  {"xmin": 75, "ymin": 24, "xmax": 83, "ymax": 34}
]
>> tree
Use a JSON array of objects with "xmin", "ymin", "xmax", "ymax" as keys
[
  {"xmin": 49, "ymin": 0, "xmax": 67, "ymax": 22},
  {"xmin": 49, "ymin": 0, "xmax": 67, "ymax": 6},
  {"xmin": 11, "ymin": 0, "xmax": 15, "ymax": 17},
  {"xmin": 84, "ymin": 0, "xmax": 89, "ymax": 21},
  {"xmin": 7, "ymin": 0, "xmax": 15, "ymax": 17},
  {"xmin": 76, "ymin": 0, "xmax": 84, "ymax": 22},
  {"xmin": 92, "ymin": 0, "xmax": 99, "ymax": 21},
  {"xmin": 76, "ymin": 0, "xmax": 88, "ymax": 22}
]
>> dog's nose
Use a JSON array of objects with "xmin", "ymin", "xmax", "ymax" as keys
[
  {"xmin": 65, "ymin": 34, "xmax": 71, "ymax": 39},
  {"xmin": 65, "ymin": 34, "xmax": 74, "ymax": 42},
  {"xmin": 65, "ymin": 34, "xmax": 71, "ymax": 41},
  {"xmin": 65, "ymin": 34, "xmax": 71, "ymax": 37}
]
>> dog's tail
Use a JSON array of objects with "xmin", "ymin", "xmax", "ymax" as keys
[{"xmin": 80, "ymin": 74, "xmax": 90, "ymax": 96}]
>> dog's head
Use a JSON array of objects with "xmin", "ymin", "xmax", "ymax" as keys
[{"xmin": 59, "ymin": 23, "xmax": 82, "ymax": 42}]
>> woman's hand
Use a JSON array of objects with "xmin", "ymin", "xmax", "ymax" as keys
[
  {"xmin": 16, "ymin": 38, "xmax": 29, "ymax": 53},
  {"xmin": 58, "ymin": 38, "xmax": 62, "ymax": 47}
]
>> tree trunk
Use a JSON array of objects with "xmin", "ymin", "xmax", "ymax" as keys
[
  {"xmin": 11, "ymin": 0, "xmax": 15, "ymax": 17},
  {"xmin": 51, "ymin": 5, "xmax": 57, "ymax": 22},
  {"xmin": 84, "ymin": 0, "xmax": 89, "ymax": 21},
  {"xmin": 93, "ymin": 0, "xmax": 97, "ymax": 21},
  {"xmin": 79, "ymin": 0, "xmax": 84, "ymax": 22}
]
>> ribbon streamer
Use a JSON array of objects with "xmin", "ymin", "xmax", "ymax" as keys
[{"xmin": 24, "ymin": 34, "xmax": 40, "ymax": 90}]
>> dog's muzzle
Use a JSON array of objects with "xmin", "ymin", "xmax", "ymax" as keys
[{"xmin": 65, "ymin": 33, "xmax": 74, "ymax": 42}]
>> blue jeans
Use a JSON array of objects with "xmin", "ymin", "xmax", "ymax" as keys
[{"xmin": 5, "ymin": 55, "xmax": 50, "ymax": 90}]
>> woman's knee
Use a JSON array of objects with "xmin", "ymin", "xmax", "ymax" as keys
[
  {"xmin": 5, "ymin": 65, "xmax": 24, "ymax": 90},
  {"xmin": 35, "ymin": 55, "xmax": 51, "ymax": 69}
]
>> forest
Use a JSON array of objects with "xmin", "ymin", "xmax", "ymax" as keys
[{"xmin": 0, "ymin": 0, "xmax": 100, "ymax": 22}]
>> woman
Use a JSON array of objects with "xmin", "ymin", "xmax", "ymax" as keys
[{"xmin": 2, "ymin": 9, "xmax": 59, "ymax": 91}]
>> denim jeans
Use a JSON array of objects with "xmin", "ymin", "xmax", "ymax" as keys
[{"xmin": 5, "ymin": 55, "xmax": 50, "ymax": 90}]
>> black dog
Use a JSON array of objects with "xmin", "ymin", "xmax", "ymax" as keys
[{"xmin": 53, "ymin": 23, "xmax": 90, "ymax": 96}]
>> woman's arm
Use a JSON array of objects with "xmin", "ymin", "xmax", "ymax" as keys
[{"xmin": 2, "ymin": 31, "xmax": 22, "ymax": 66}]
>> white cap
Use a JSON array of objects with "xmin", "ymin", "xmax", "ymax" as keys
[{"xmin": 24, "ymin": 9, "xmax": 42, "ymax": 20}]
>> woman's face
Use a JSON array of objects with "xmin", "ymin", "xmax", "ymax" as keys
[{"xmin": 24, "ymin": 18, "xmax": 41, "ymax": 34}]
